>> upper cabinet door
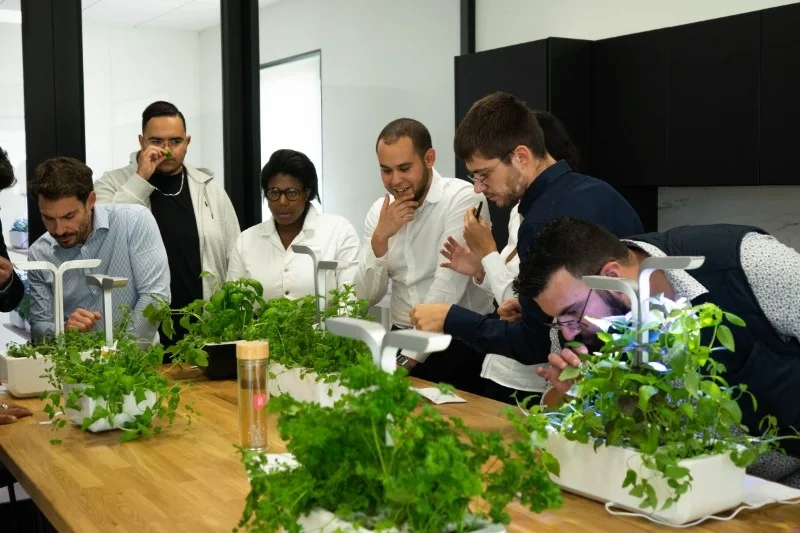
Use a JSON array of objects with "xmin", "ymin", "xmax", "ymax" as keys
[
  {"xmin": 667, "ymin": 13, "xmax": 760, "ymax": 186},
  {"xmin": 760, "ymin": 3, "xmax": 800, "ymax": 185},
  {"xmin": 592, "ymin": 29, "xmax": 668, "ymax": 187}
]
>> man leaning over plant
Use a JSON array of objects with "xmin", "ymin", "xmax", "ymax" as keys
[
  {"xmin": 27, "ymin": 157, "xmax": 170, "ymax": 345},
  {"xmin": 522, "ymin": 216, "xmax": 800, "ymax": 487},
  {"xmin": 0, "ymin": 147, "xmax": 26, "ymax": 312}
]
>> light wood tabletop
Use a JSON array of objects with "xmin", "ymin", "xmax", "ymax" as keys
[{"xmin": 0, "ymin": 368, "xmax": 798, "ymax": 532}]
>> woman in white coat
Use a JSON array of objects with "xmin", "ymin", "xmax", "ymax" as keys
[{"xmin": 227, "ymin": 149, "xmax": 360, "ymax": 301}]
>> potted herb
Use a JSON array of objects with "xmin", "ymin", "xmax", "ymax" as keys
[
  {"xmin": 0, "ymin": 329, "xmax": 105, "ymax": 398},
  {"xmin": 40, "ymin": 330, "xmax": 196, "ymax": 444},
  {"xmin": 247, "ymin": 285, "xmax": 374, "ymax": 406},
  {"xmin": 8, "ymin": 218, "xmax": 27, "ymax": 249},
  {"xmin": 238, "ymin": 363, "xmax": 563, "ymax": 533},
  {"xmin": 145, "ymin": 273, "xmax": 266, "ymax": 379},
  {"xmin": 539, "ymin": 296, "xmax": 795, "ymax": 525}
]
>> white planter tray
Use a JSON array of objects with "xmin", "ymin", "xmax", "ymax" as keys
[
  {"xmin": 268, "ymin": 361, "xmax": 349, "ymax": 407},
  {"xmin": 545, "ymin": 431, "xmax": 745, "ymax": 526},
  {"xmin": 62, "ymin": 383, "xmax": 157, "ymax": 433},
  {"xmin": 0, "ymin": 352, "xmax": 56, "ymax": 398},
  {"xmin": 261, "ymin": 454, "xmax": 504, "ymax": 533}
]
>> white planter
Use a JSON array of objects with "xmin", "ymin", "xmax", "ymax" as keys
[
  {"xmin": 545, "ymin": 432, "xmax": 745, "ymax": 525},
  {"xmin": 62, "ymin": 383, "xmax": 157, "ymax": 433},
  {"xmin": 268, "ymin": 361, "xmax": 349, "ymax": 407},
  {"xmin": 8, "ymin": 230, "xmax": 27, "ymax": 249},
  {"xmin": 297, "ymin": 508, "xmax": 504, "ymax": 533},
  {"xmin": 0, "ymin": 352, "xmax": 55, "ymax": 398}
]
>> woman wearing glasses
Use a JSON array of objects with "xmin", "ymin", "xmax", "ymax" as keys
[{"xmin": 226, "ymin": 149, "xmax": 360, "ymax": 301}]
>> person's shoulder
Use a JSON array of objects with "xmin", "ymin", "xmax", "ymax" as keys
[
  {"xmin": 105, "ymin": 203, "xmax": 153, "ymax": 227},
  {"xmin": 317, "ymin": 212, "xmax": 357, "ymax": 233}
]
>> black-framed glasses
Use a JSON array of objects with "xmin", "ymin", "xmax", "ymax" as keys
[
  {"xmin": 546, "ymin": 289, "xmax": 593, "ymax": 332},
  {"xmin": 466, "ymin": 150, "xmax": 514, "ymax": 184},
  {"xmin": 265, "ymin": 187, "xmax": 306, "ymax": 202}
]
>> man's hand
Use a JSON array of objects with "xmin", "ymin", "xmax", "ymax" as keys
[
  {"xmin": 535, "ymin": 346, "xmax": 586, "ymax": 394},
  {"xmin": 409, "ymin": 303, "xmax": 452, "ymax": 333},
  {"xmin": 136, "ymin": 146, "xmax": 167, "ymax": 181},
  {"xmin": 0, "ymin": 402, "xmax": 33, "ymax": 425},
  {"xmin": 439, "ymin": 236, "xmax": 483, "ymax": 277},
  {"xmin": 371, "ymin": 194, "xmax": 419, "ymax": 258},
  {"xmin": 65, "ymin": 308, "xmax": 102, "ymax": 332},
  {"xmin": 0, "ymin": 257, "xmax": 14, "ymax": 289},
  {"xmin": 497, "ymin": 297, "xmax": 521, "ymax": 322},
  {"xmin": 463, "ymin": 207, "xmax": 496, "ymax": 259}
]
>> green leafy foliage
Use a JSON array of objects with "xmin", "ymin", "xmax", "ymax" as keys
[
  {"xmin": 38, "ymin": 316, "xmax": 195, "ymax": 443},
  {"xmin": 237, "ymin": 364, "xmax": 562, "ymax": 532},
  {"xmin": 6, "ymin": 329, "xmax": 105, "ymax": 359},
  {"xmin": 543, "ymin": 296, "xmax": 797, "ymax": 511},
  {"xmin": 247, "ymin": 284, "xmax": 373, "ymax": 379}
]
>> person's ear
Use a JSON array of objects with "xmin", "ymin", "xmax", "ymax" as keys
[
  {"xmin": 138, "ymin": 135, "xmax": 146, "ymax": 152},
  {"xmin": 599, "ymin": 261, "xmax": 624, "ymax": 278},
  {"xmin": 86, "ymin": 191, "xmax": 96, "ymax": 211},
  {"xmin": 424, "ymin": 148, "xmax": 436, "ymax": 169},
  {"xmin": 185, "ymin": 135, "xmax": 191, "ymax": 148}
]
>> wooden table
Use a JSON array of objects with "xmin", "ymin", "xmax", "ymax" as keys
[{"xmin": 0, "ymin": 370, "xmax": 798, "ymax": 532}]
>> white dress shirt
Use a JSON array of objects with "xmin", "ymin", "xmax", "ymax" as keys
[
  {"xmin": 355, "ymin": 169, "xmax": 495, "ymax": 330},
  {"xmin": 227, "ymin": 206, "xmax": 360, "ymax": 301},
  {"xmin": 475, "ymin": 203, "xmax": 549, "ymax": 392}
]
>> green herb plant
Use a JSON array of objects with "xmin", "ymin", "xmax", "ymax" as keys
[
  {"xmin": 238, "ymin": 363, "xmax": 563, "ymax": 533},
  {"xmin": 545, "ymin": 296, "xmax": 794, "ymax": 511},
  {"xmin": 144, "ymin": 272, "xmax": 266, "ymax": 367},
  {"xmin": 39, "ymin": 315, "xmax": 195, "ymax": 444},
  {"xmin": 164, "ymin": 147, "xmax": 173, "ymax": 160},
  {"xmin": 6, "ymin": 329, "xmax": 105, "ymax": 359},
  {"xmin": 248, "ymin": 284, "xmax": 374, "ymax": 382}
]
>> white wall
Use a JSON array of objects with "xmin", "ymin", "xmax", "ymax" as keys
[
  {"xmin": 477, "ymin": 0, "xmax": 799, "ymax": 51},
  {"xmin": 83, "ymin": 24, "xmax": 223, "ymax": 180},
  {"xmin": 199, "ymin": 0, "xmax": 460, "ymax": 236}
]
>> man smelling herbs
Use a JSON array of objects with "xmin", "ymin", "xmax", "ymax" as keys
[{"xmin": 94, "ymin": 101, "xmax": 240, "ymax": 346}]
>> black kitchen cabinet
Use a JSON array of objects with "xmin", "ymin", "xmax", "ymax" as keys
[
  {"xmin": 760, "ymin": 3, "xmax": 800, "ymax": 185},
  {"xmin": 667, "ymin": 12, "xmax": 760, "ymax": 186},
  {"xmin": 592, "ymin": 29, "xmax": 668, "ymax": 187},
  {"xmin": 454, "ymin": 38, "xmax": 591, "ymax": 248}
]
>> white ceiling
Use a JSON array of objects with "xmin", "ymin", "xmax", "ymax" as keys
[{"xmin": 0, "ymin": 0, "xmax": 282, "ymax": 32}]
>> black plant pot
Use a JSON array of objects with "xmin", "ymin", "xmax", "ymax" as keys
[{"xmin": 202, "ymin": 342, "xmax": 237, "ymax": 380}]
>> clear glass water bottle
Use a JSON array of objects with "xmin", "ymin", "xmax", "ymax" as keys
[{"xmin": 236, "ymin": 340, "xmax": 269, "ymax": 450}]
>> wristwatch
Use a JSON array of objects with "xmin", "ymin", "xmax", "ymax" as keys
[{"xmin": 396, "ymin": 354, "xmax": 413, "ymax": 370}]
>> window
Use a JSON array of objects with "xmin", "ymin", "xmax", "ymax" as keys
[{"xmin": 259, "ymin": 51, "xmax": 323, "ymax": 221}]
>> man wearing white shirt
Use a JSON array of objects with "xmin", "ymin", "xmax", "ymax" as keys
[{"xmin": 355, "ymin": 118, "xmax": 494, "ymax": 393}]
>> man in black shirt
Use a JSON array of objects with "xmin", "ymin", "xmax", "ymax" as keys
[
  {"xmin": 95, "ymin": 102, "xmax": 241, "ymax": 346},
  {"xmin": 0, "ymin": 147, "xmax": 26, "ymax": 312}
]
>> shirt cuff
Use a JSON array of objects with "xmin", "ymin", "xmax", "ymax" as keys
[
  {"xmin": 443, "ymin": 304, "xmax": 483, "ymax": 347},
  {"xmin": 0, "ymin": 271, "xmax": 15, "ymax": 296},
  {"xmin": 477, "ymin": 251, "xmax": 504, "ymax": 289},
  {"xmin": 363, "ymin": 242, "xmax": 389, "ymax": 269}
]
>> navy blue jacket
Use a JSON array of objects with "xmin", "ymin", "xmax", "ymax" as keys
[{"xmin": 443, "ymin": 160, "xmax": 644, "ymax": 364}]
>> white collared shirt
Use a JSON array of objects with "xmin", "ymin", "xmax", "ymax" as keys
[
  {"xmin": 476, "ymin": 202, "xmax": 521, "ymax": 303},
  {"xmin": 226, "ymin": 206, "xmax": 360, "ymax": 301},
  {"xmin": 355, "ymin": 169, "xmax": 495, "ymax": 328}
]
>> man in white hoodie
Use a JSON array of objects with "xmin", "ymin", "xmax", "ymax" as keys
[{"xmin": 94, "ymin": 101, "xmax": 240, "ymax": 345}]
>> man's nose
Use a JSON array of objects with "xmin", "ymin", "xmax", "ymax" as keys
[{"xmin": 560, "ymin": 325, "xmax": 578, "ymax": 341}]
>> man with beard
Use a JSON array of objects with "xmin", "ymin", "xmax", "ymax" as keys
[
  {"xmin": 355, "ymin": 118, "xmax": 494, "ymax": 393},
  {"xmin": 28, "ymin": 157, "xmax": 170, "ymax": 345},
  {"xmin": 409, "ymin": 92, "xmax": 643, "ymax": 385},
  {"xmin": 522, "ymin": 216, "xmax": 800, "ymax": 486},
  {"xmin": 94, "ymin": 101, "xmax": 240, "ymax": 347}
]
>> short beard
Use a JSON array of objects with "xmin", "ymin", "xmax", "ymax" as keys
[{"xmin": 413, "ymin": 166, "xmax": 432, "ymax": 203}]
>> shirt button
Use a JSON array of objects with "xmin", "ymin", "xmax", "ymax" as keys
[
  {"xmin": 284, "ymin": 268, "xmax": 289, "ymax": 273},
  {"xmin": 285, "ymin": 290, "xmax": 290, "ymax": 296}
]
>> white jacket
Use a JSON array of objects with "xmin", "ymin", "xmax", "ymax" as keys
[{"xmin": 94, "ymin": 152, "xmax": 241, "ymax": 300}]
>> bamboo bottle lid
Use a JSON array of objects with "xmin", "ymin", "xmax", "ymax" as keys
[{"xmin": 236, "ymin": 340, "xmax": 269, "ymax": 360}]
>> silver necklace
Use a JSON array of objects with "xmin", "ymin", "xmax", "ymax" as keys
[{"xmin": 153, "ymin": 168, "xmax": 186, "ymax": 197}]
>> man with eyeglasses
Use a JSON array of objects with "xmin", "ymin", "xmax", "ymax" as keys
[
  {"xmin": 410, "ymin": 92, "xmax": 642, "ymax": 401},
  {"xmin": 518, "ymin": 216, "xmax": 800, "ymax": 487},
  {"xmin": 94, "ymin": 101, "xmax": 240, "ymax": 346},
  {"xmin": 355, "ymin": 118, "xmax": 495, "ymax": 394}
]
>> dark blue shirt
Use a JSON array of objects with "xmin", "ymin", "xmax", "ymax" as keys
[{"xmin": 443, "ymin": 160, "xmax": 644, "ymax": 364}]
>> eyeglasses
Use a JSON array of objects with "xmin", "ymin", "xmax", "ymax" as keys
[
  {"xmin": 147, "ymin": 138, "xmax": 185, "ymax": 149},
  {"xmin": 265, "ymin": 187, "xmax": 306, "ymax": 202},
  {"xmin": 546, "ymin": 289, "xmax": 593, "ymax": 332},
  {"xmin": 466, "ymin": 151, "xmax": 513, "ymax": 184}
]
